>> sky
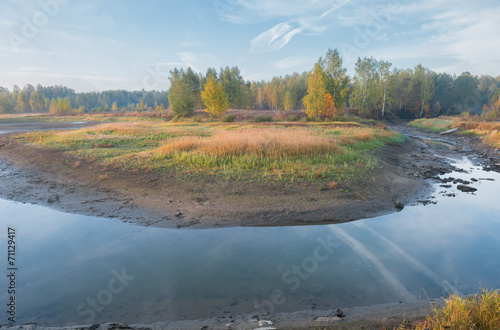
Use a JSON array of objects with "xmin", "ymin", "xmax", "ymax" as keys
[{"xmin": 1, "ymin": 0, "xmax": 499, "ymax": 92}]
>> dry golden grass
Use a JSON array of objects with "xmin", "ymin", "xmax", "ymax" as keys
[
  {"xmin": 484, "ymin": 130, "xmax": 500, "ymax": 148},
  {"xmin": 451, "ymin": 120, "xmax": 500, "ymax": 148},
  {"xmin": 159, "ymin": 136, "xmax": 203, "ymax": 153},
  {"xmin": 157, "ymin": 128, "xmax": 344, "ymax": 158},
  {"xmin": 328, "ymin": 181, "xmax": 339, "ymax": 189},
  {"xmin": 412, "ymin": 117, "xmax": 500, "ymax": 149},
  {"xmin": 452, "ymin": 120, "xmax": 500, "ymax": 131},
  {"xmin": 410, "ymin": 289, "xmax": 500, "ymax": 330}
]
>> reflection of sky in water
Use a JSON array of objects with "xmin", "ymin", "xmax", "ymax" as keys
[{"xmin": 0, "ymin": 160, "xmax": 499, "ymax": 326}]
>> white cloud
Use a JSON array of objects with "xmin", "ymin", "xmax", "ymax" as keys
[
  {"xmin": 340, "ymin": 0, "xmax": 500, "ymax": 76},
  {"xmin": 235, "ymin": 0, "xmax": 345, "ymax": 19},
  {"xmin": 224, "ymin": 0, "xmax": 354, "ymax": 52},
  {"xmin": 251, "ymin": 22, "xmax": 306, "ymax": 52},
  {"xmin": 320, "ymin": 0, "xmax": 355, "ymax": 18}
]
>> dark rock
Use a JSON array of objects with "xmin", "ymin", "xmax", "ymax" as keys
[
  {"xmin": 336, "ymin": 308, "xmax": 345, "ymax": 318},
  {"xmin": 106, "ymin": 323, "xmax": 133, "ymax": 329},
  {"xmin": 440, "ymin": 184, "xmax": 452, "ymax": 188},
  {"xmin": 471, "ymin": 178, "xmax": 478, "ymax": 182},
  {"xmin": 394, "ymin": 200, "xmax": 404, "ymax": 211},
  {"xmin": 457, "ymin": 185, "xmax": 477, "ymax": 193},
  {"xmin": 442, "ymin": 177, "xmax": 455, "ymax": 183}
]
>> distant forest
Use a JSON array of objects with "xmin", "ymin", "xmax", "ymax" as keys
[
  {"xmin": 1, "ymin": 48, "xmax": 500, "ymax": 119},
  {"xmin": 0, "ymin": 85, "xmax": 169, "ymax": 115}
]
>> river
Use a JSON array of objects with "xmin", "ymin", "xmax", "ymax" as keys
[{"xmin": 1, "ymin": 154, "xmax": 499, "ymax": 327}]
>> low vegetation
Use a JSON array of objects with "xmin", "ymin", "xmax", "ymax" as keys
[
  {"xmin": 14, "ymin": 119, "xmax": 404, "ymax": 182},
  {"xmin": 400, "ymin": 289, "xmax": 500, "ymax": 330},
  {"xmin": 410, "ymin": 116, "xmax": 500, "ymax": 148}
]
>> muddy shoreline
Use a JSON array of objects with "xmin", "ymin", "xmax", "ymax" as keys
[
  {"xmin": 3, "ymin": 121, "xmax": 495, "ymax": 230},
  {"xmin": 0, "ymin": 134, "xmax": 433, "ymax": 230},
  {"xmin": 4, "ymin": 299, "xmax": 442, "ymax": 329}
]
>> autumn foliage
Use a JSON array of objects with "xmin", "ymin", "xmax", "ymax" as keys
[{"xmin": 324, "ymin": 93, "xmax": 336, "ymax": 118}]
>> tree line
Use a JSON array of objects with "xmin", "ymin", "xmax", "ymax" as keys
[
  {"xmin": 0, "ymin": 84, "xmax": 169, "ymax": 114},
  {"xmin": 2, "ymin": 48, "xmax": 500, "ymax": 119},
  {"xmin": 168, "ymin": 49, "xmax": 500, "ymax": 119}
]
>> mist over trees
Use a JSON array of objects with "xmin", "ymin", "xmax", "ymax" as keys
[
  {"xmin": 2, "ymin": 48, "xmax": 500, "ymax": 119},
  {"xmin": 0, "ymin": 84, "xmax": 169, "ymax": 114}
]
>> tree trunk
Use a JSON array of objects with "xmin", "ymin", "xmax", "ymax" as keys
[{"xmin": 381, "ymin": 86, "xmax": 386, "ymax": 117}]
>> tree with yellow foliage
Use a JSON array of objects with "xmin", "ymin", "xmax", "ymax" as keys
[
  {"xmin": 304, "ymin": 62, "xmax": 327, "ymax": 120},
  {"xmin": 201, "ymin": 75, "xmax": 228, "ymax": 117}
]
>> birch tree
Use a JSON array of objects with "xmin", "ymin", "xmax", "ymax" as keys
[
  {"xmin": 378, "ymin": 60, "xmax": 392, "ymax": 117},
  {"xmin": 303, "ymin": 62, "xmax": 327, "ymax": 120},
  {"xmin": 201, "ymin": 75, "xmax": 228, "ymax": 117},
  {"xmin": 350, "ymin": 57, "xmax": 378, "ymax": 116}
]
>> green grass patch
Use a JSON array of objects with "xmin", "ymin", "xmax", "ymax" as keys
[
  {"xmin": 409, "ymin": 118, "xmax": 453, "ymax": 132},
  {"xmin": 13, "ymin": 121, "xmax": 404, "ymax": 182}
]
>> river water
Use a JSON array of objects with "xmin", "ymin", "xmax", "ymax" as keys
[{"xmin": 0, "ymin": 156, "xmax": 499, "ymax": 326}]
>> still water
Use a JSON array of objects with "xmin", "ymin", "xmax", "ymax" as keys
[{"xmin": 1, "ymin": 157, "xmax": 499, "ymax": 326}]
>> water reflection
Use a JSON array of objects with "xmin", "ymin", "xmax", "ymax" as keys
[{"xmin": 0, "ymin": 160, "xmax": 499, "ymax": 326}]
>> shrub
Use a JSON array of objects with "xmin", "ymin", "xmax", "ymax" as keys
[
  {"xmin": 255, "ymin": 115, "xmax": 274, "ymax": 123},
  {"xmin": 191, "ymin": 116, "xmax": 203, "ymax": 123},
  {"xmin": 221, "ymin": 114, "xmax": 235, "ymax": 123}
]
